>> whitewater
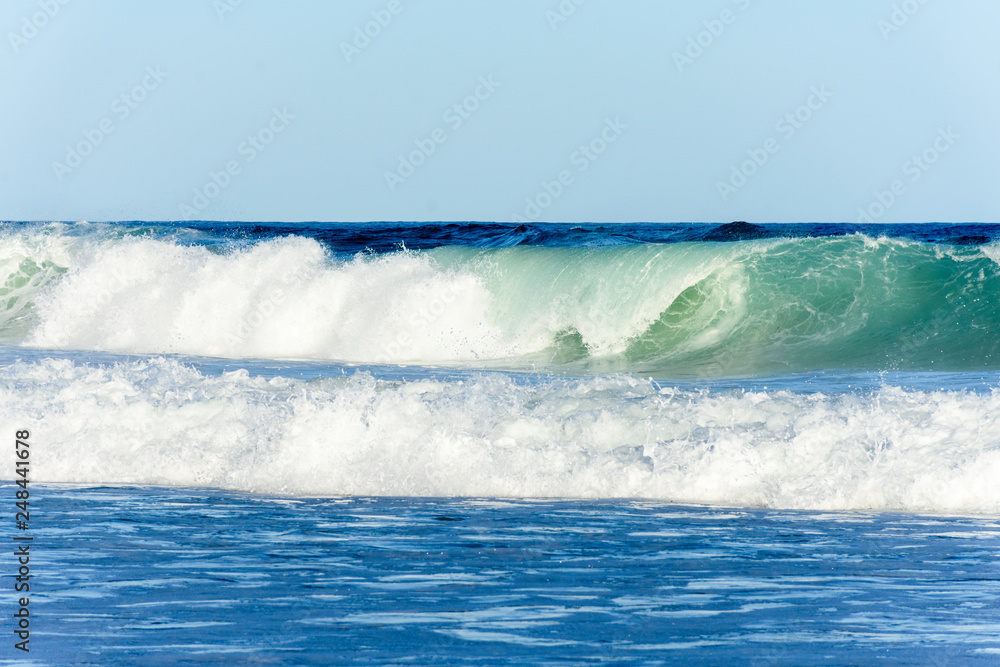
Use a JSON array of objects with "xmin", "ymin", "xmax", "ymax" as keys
[
  {"xmin": 6, "ymin": 222, "xmax": 1000, "ymax": 374},
  {"xmin": 5, "ymin": 220, "xmax": 1000, "ymax": 664},
  {"xmin": 2, "ymin": 221, "xmax": 1000, "ymax": 512}
]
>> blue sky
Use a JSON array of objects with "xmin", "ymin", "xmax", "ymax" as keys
[{"xmin": 1, "ymin": 0, "xmax": 997, "ymax": 223}]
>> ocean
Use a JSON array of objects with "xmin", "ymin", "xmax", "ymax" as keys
[{"xmin": 2, "ymin": 221, "xmax": 999, "ymax": 664}]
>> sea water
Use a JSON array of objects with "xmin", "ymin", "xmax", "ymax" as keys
[{"xmin": 1, "ymin": 221, "xmax": 999, "ymax": 664}]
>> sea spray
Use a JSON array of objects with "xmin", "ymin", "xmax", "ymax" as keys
[
  {"xmin": 2, "ymin": 356, "xmax": 999, "ymax": 512},
  {"xmin": 3, "ymin": 223, "xmax": 1000, "ymax": 375}
]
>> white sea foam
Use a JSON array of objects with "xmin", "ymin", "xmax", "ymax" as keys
[
  {"xmin": 5, "ymin": 224, "xmax": 1000, "ymax": 376},
  {"xmin": 25, "ymin": 234, "xmax": 512, "ymax": 363},
  {"xmin": 16, "ymin": 230, "xmax": 736, "ymax": 367},
  {"xmin": 3, "ymin": 357, "xmax": 999, "ymax": 513}
]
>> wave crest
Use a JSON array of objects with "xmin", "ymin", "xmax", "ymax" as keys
[{"xmin": 3, "ymin": 225, "xmax": 1000, "ymax": 375}]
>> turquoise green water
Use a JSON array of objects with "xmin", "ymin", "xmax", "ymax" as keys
[
  {"xmin": 3, "ymin": 224, "xmax": 1000, "ymax": 376},
  {"xmin": 431, "ymin": 236, "xmax": 1000, "ymax": 375}
]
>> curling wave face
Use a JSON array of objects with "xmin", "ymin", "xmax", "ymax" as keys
[{"xmin": 2, "ymin": 222, "xmax": 1000, "ymax": 376}]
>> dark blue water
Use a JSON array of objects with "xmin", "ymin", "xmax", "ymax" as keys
[
  {"xmin": 15, "ymin": 485, "xmax": 1000, "ymax": 665},
  {"xmin": 4, "ymin": 221, "xmax": 1000, "ymax": 664},
  {"xmin": 78, "ymin": 220, "xmax": 1000, "ymax": 254}
]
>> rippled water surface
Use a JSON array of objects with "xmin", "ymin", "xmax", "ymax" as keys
[{"xmin": 15, "ymin": 485, "xmax": 1000, "ymax": 665}]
